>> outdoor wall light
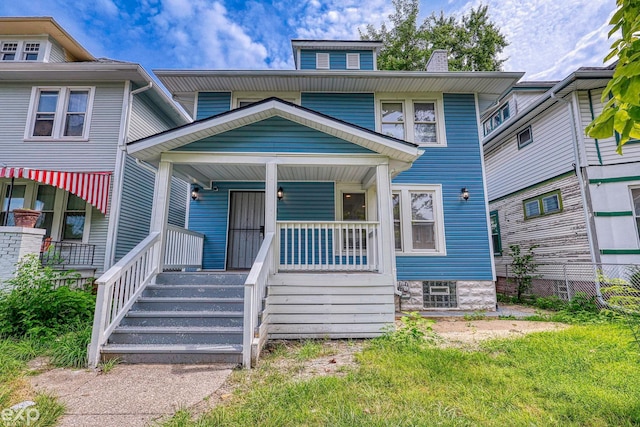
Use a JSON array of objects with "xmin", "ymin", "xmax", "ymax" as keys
[
  {"xmin": 191, "ymin": 185, "xmax": 200, "ymax": 201},
  {"xmin": 277, "ymin": 186, "xmax": 284, "ymax": 200},
  {"xmin": 460, "ymin": 187, "xmax": 470, "ymax": 201}
]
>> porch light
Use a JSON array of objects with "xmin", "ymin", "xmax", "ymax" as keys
[
  {"xmin": 191, "ymin": 185, "xmax": 200, "ymax": 201},
  {"xmin": 460, "ymin": 187, "xmax": 470, "ymax": 201},
  {"xmin": 277, "ymin": 186, "xmax": 284, "ymax": 201}
]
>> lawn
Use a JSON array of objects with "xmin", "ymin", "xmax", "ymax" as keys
[{"xmin": 166, "ymin": 322, "xmax": 640, "ymax": 427}]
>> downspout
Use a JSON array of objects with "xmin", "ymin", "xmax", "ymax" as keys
[
  {"xmin": 550, "ymin": 91, "xmax": 605, "ymax": 305},
  {"xmin": 129, "ymin": 84, "xmax": 160, "ymax": 175}
]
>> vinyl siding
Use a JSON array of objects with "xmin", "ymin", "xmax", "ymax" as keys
[
  {"xmin": 0, "ymin": 82, "xmax": 124, "ymax": 171},
  {"xmin": 196, "ymin": 92, "xmax": 231, "ymax": 119},
  {"xmin": 490, "ymin": 173, "xmax": 591, "ymax": 276},
  {"xmin": 129, "ymin": 92, "xmax": 176, "ymax": 141},
  {"xmin": 485, "ymin": 101, "xmax": 574, "ymax": 201},
  {"xmin": 513, "ymin": 90, "xmax": 547, "ymax": 114},
  {"xmin": 88, "ymin": 205, "xmax": 109, "ymax": 275},
  {"xmin": 299, "ymin": 50, "xmax": 374, "ymax": 70},
  {"xmin": 168, "ymin": 177, "xmax": 187, "ymax": 227},
  {"xmin": 174, "ymin": 116, "xmax": 374, "ymax": 154},
  {"xmin": 301, "ymin": 93, "xmax": 375, "ymax": 130},
  {"xmin": 393, "ymin": 93, "xmax": 493, "ymax": 281},
  {"xmin": 189, "ymin": 181, "xmax": 334, "ymax": 270},
  {"xmin": 48, "ymin": 39, "xmax": 66, "ymax": 63}
]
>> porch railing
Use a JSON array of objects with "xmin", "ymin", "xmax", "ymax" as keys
[
  {"xmin": 243, "ymin": 231, "xmax": 275, "ymax": 368},
  {"xmin": 277, "ymin": 221, "xmax": 379, "ymax": 272},
  {"xmin": 88, "ymin": 232, "xmax": 161, "ymax": 367},
  {"xmin": 164, "ymin": 224, "xmax": 204, "ymax": 270},
  {"xmin": 40, "ymin": 240, "xmax": 96, "ymax": 268}
]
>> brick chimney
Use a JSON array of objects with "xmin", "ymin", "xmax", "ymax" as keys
[{"xmin": 426, "ymin": 49, "xmax": 449, "ymax": 72}]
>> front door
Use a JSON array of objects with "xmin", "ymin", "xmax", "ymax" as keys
[{"xmin": 227, "ymin": 191, "xmax": 265, "ymax": 270}]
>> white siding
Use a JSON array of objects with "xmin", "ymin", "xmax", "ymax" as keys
[
  {"xmin": 485, "ymin": 102, "xmax": 574, "ymax": 201},
  {"xmin": 0, "ymin": 82, "xmax": 124, "ymax": 171},
  {"xmin": 48, "ymin": 39, "xmax": 66, "ymax": 63},
  {"xmin": 490, "ymin": 173, "xmax": 591, "ymax": 276},
  {"xmin": 513, "ymin": 90, "xmax": 547, "ymax": 114},
  {"xmin": 88, "ymin": 205, "xmax": 109, "ymax": 275},
  {"xmin": 129, "ymin": 93, "xmax": 175, "ymax": 141}
]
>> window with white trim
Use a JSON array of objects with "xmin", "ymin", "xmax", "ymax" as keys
[
  {"xmin": 26, "ymin": 87, "xmax": 94, "ymax": 140},
  {"xmin": 1, "ymin": 42, "xmax": 17, "ymax": 60},
  {"xmin": 631, "ymin": 188, "xmax": 640, "ymax": 240},
  {"xmin": 316, "ymin": 52, "xmax": 330, "ymax": 69},
  {"xmin": 346, "ymin": 53, "xmax": 360, "ymax": 69},
  {"xmin": 62, "ymin": 194, "xmax": 86, "ymax": 240},
  {"xmin": 482, "ymin": 104, "xmax": 510, "ymax": 136},
  {"xmin": 379, "ymin": 97, "xmax": 446, "ymax": 146},
  {"xmin": 0, "ymin": 40, "xmax": 43, "ymax": 61},
  {"xmin": 517, "ymin": 126, "xmax": 533, "ymax": 149},
  {"xmin": 392, "ymin": 185, "xmax": 446, "ymax": 255}
]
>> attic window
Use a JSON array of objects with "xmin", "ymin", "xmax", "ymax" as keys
[
  {"xmin": 316, "ymin": 53, "xmax": 330, "ymax": 69},
  {"xmin": 1, "ymin": 42, "xmax": 17, "ymax": 60},
  {"xmin": 346, "ymin": 53, "xmax": 360, "ymax": 69},
  {"xmin": 23, "ymin": 43, "xmax": 40, "ymax": 61}
]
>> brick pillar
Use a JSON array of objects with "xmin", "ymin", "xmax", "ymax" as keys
[{"xmin": 0, "ymin": 226, "xmax": 46, "ymax": 287}]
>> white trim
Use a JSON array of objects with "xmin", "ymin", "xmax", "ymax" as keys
[
  {"xmin": 630, "ymin": 186, "xmax": 640, "ymax": 248},
  {"xmin": 346, "ymin": 53, "xmax": 360, "ymax": 70},
  {"xmin": 391, "ymin": 184, "xmax": 446, "ymax": 256},
  {"xmin": 375, "ymin": 93, "xmax": 447, "ymax": 147},
  {"xmin": 162, "ymin": 151, "xmax": 389, "ymax": 166},
  {"xmin": 316, "ymin": 52, "xmax": 330, "ymax": 70},
  {"xmin": 232, "ymin": 91, "xmax": 300, "ymax": 108},
  {"xmin": 192, "ymin": 92, "xmax": 199, "ymax": 120},
  {"xmin": 335, "ymin": 183, "xmax": 368, "ymax": 221},
  {"xmin": 128, "ymin": 99, "xmax": 422, "ymax": 163},
  {"xmin": 24, "ymin": 85, "xmax": 96, "ymax": 141},
  {"xmin": 43, "ymin": 39, "xmax": 52, "ymax": 63},
  {"xmin": 475, "ymin": 93, "xmax": 497, "ymax": 280}
]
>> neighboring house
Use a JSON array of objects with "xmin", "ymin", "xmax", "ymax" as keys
[
  {"xmin": 0, "ymin": 17, "xmax": 190, "ymax": 284},
  {"xmin": 483, "ymin": 64, "xmax": 640, "ymax": 291},
  {"xmin": 88, "ymin": 39, "xmax": 522, "ymax": 366}
]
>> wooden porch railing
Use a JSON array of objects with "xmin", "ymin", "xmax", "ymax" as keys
[
  {"xmin": 242, "ymin": 231, "xmax": 275, "ymax": 368},
  {"xmin": 277, "ymin": 221, "xmax": 379, "ymax": 272},
  {"xmin": 164, "ymin": 224, "xmax": 204, "ymax": 270},
  {"xmin": 88, "ymin": 232, "xmax": 161, "ymax": 367}
]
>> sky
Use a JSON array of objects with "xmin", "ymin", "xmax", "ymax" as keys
[{"xmin": 0, "ymin": 0, "xmax": 615, "ymax": 81}]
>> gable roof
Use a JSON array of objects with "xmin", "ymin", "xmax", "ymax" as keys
[{"xmin": 127, "ymin": 97, "xmax": 423, "ymax": 163}]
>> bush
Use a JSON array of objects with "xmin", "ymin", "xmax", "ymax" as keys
[
  {"xmin": 0, "ymin": 255, "xmax": 95, "ymax": 338},
  {"xmin": 565, "ymin": 292, "xmax": 599, "ymax": 313},
  {"xmin": 533, "ymin": 296, "xmax": 566, "ymax": 311}
]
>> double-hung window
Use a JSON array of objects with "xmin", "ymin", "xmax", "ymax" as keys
[
  {"xmin": 392, "ymin": 185, "xmax": 446, "ymax": 255},
  {"xmin": 27, "ymin": 87, "xmax": 94, "ymax": 140},
  {"xmin": 523, "ymin": 190, "xmax": 562, "ymax": 219},
  {"xmin": 490, "ymin": 210, "xmax": 502, "ymax": 255},
  {"xmin": 379, "ymin": 96, "xmax": 446, "ymax": 146},
  {"xmin": 632, "ymin": 188, "xmax": 640, "ymax": 241},
  {"xmin": 1, "ymin": 42, "xmax": 17, "ymax": 60}
]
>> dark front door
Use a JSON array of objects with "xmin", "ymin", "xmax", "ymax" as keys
[{"xmin": 227, "ymin": 191, "xmax": 265, "ymax": 269}]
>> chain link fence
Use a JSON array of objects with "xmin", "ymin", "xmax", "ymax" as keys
[{"xmin": 497, "ymin": 263, "xmax": 640, "ymax": 309}]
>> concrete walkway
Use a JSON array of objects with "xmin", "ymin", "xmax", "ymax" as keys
[{"xmin": 30, "ymin": 363, "xmax": 235, "ymax": 427}]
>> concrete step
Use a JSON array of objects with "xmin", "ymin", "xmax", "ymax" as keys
[
  {"xmin": 156, "ymin": 272, "xmax": 248, "ymax": 286},
  {"xmin": 133, "ymin": 297, "xmax": 244, "ymax": 312},
  {"xmin": 144, "ymin": 285, "xmax": 244, "ymax": 298},
  {"xmin": 101, "ymin": 343, "xmax": 243, "ymax": 364},
  {"xmin": 109, "ymin": 326, "xmax": 243, "ymax": 345},
  {"xmin": 120, "ymin": 311, "xmax": 244, "ymax": 328}
]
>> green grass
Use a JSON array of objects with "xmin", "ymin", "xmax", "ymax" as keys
[{"xmin": 166, "ymin": 324, "xmax": 640, "ymax": 427}]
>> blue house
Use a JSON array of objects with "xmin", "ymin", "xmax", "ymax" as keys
[{"xmin": 89, "ymin": 40, "xmax": 522, "ymax": 367}]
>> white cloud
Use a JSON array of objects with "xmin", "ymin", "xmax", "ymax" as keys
[{"xmin": 152, "ymin": 0, "xmax": 268, "ymax": 69}]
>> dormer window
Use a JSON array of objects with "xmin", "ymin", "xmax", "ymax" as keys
[
  {"xmin": 0, "ymin": 40, "xmax": 43, "ymax": 61},
  {"xmin": 1, "ymin": 42, "xmax": 17, "ymax": 60},
  {"xmin": 23, "ymin": 43, "xmax": 40, "ymax": 61},
  {"xmin": 316, "ymin": 53, "xmax": 330, "ymax": 69},
  {"xmin": 346, "ymin": 53, "xmax": 360, "ymax": 70},
  {"xmin": 483, "ymin": 104, "xmax": 511, "ymax": 136}
]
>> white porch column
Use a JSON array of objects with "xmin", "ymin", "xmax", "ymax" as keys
[
  {"xmin": 265, "ymin": 162, "xmax": 277, "ymax": 271},
  {"xmin": 375, "ymin": 163, "xmax": 395, "ymax": 276},
  {"xmin": 150, "ymin": 160, "xmax": 173, "ymax": 272}
]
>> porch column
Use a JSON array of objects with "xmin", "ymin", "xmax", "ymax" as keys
[
  {"xmin": 375, "ymin": 163, "xmax": 395, "ymax": 276},
  {"xmin": 150, "ymin": 160, "xmax": 173, "ymax": 273},
  {"xmin": 265, "ymin": 162, "xmax": 277, "ymax": 271}
]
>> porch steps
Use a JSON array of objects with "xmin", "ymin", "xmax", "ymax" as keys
[{"xmin": 101, "ymin": 272, "xmax": 247, "ymax": 364}]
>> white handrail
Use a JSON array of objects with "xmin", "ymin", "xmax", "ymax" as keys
[
  {"xmin": 164, "ymin": 224, "xmax": 204, "ymax": 270},
  {"xmin": 277, "ymin": 221, "xmax": 379, "ymax": 272},
  {"xmin": 242, "ymin": 232, "xmax": 275, "ymax": 368},
  {"xmin": 88, "ymin": 232, "xmax": 161, "ymax": 367}
]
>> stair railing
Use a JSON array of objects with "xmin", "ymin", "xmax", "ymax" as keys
[
  {"xmin": 88, "ymin": 232, "xmax": 162, "ymax": 368},
  {"xmin": 242, "ymin": 231, "xmax": 275, "ymax": 368}
]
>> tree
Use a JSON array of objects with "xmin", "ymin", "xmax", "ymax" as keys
[
  {"xmin": 586, "ymin": 0, "xmax": 640, "ymax": 154},
  {"xmin": 360, "ymin": 0, "xmax": 507, "ymax": 71}
]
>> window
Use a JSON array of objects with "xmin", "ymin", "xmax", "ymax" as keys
[
  {"xmin": 632, "ymin": 188, "xmax": 640, "ymax": 240},
  {"xmin": 22, "ymin": 43, "xmax": 40, "ymax": 61},
  {"xmin": 316, "ymin": 52, "xmax": 330, "ymax": 69},
  {"xmin": 379, "ymin": 96, "xmax": 446, "ymax": 146},
  {"xmin": 1, "ymin": 42, "xmax": 17, "ymax": 60},
  {"xmin": 490, "ymin": 210, "xmax": 502, "ymax": 255},
  {"xmin": 0, "ymin": 40, "xmax": 42, "ymax": 61},
  {"xmin": 423, "ymin": 281, "xmax": 457, "ymax": 308},
  {"xmin": 392, "ymin": 185, "xmax": 446, "ymax": 255},
  {"xmin": 0, "ymin": 184, "xmax": 26, "ymax": 226},
  {"xmin": 482, "ymin": 104, "xmax": 511, "ymax": 136},
  {"xmin": 523, "ymin": 190, "xmax": 562, "ymax": 219},
  {"xmin": 517, "ymin": 126, "xmax": 533, "ymax": 149},
  {"xmin": 34, "ymin": 185, "xmax": 56, "ymax": 237},
  {"xmin": 342, "ymin": 193, "xmax": 366, "ymax": 220},
  {"xmin": 62, "ymin": 194, "xmax": 86, "ymax": 240},
  {"xmin": 346, "ymin": 53, "xmax": 360, "ymax": 69},
  {"xmin": 27, "ymin": 87, "xmax": 94, "ymax": 140}
]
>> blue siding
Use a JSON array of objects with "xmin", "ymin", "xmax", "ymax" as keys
[
  {"xmin": 173, "ymin": 116, "xmax": 374, "ymax": 154},
  {"xmin": 301, "ymin": 93, "xmax": 375, "ymax": 130},
  {"xmin": 393, "ymin": 94, "xmax": 493, "ymax": 281},
  {"xmin": 196, "ymin": 92, "xmax": 231, "ymax": 120},
  {"xmin": 300, "ymin": 50, "xmax": 374, "ymax": 70},
  {"xmin": 189, "ymin": 182, "xmax": 334, "ymax": 270}
]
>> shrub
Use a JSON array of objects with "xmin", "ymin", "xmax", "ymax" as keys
[
  {"xmin": 376, "ymin": 312, "xmax": 438, "ymax": 348},
  {"xmin": 533, "ymin": 295, "xmax": 566, "ymax": 311},
  {"xmin": 0, "ymin": 255, "xmax": 95, "ymax": 338},
  {"xmin": 565, "ymin": 292, "xmax": 599, "ymax": 313}
]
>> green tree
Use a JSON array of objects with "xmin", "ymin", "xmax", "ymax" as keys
[
  {"xmin": 586, "ymin": 0, "xmax": 640, "ymax": 153},
  {"xmin": 360, "ymin": 0, "xmax": 507, "ymax": 71}
]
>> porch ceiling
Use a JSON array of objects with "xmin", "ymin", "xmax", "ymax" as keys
[{"xmin": 173, "ymin": 163, "xmax": 374, "ymax": 184}]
